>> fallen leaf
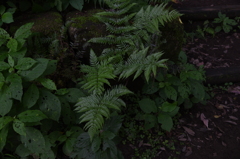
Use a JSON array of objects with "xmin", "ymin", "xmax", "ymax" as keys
[
  {"xmin": 185, "ymin": 147, "xmax": 192, "ymax": 156},
  {"xmin": 142, "ymin": 143, "xmax": 152, "ymax": 147},
  {"xmin": 229, "ymin": 116, "xmax": 238, "ymax": 120},
  {"xmin": 214, "ymin": 115, "xmax": 221, "ymax": 118},
  {"xmin": 179, "ymin": 138, "xmax": 187, "ymax": 141},
  {"xmin": 222, "ymin": 141, "xmax": 227, "ymax": 147},
  {"xmin": 224, "ymin": 120, "xmax": 237, "ymax": 125},
  {"xmin": 159, "ymin": 147, "xmax": 166, "ymax": 151},
  {"xmin": 228, "ymin": 86, "xmax": 240, "ymax": 95},
  {"xmin": 182, "ymin": 126, "xmax": 195, "ymax": 136},
  {"xmin": 200, "ymin": 113, "xmax": 209, "ymax": 128},
  {"xmin": 182, "ymin": 146, "xmax": 186, "ymax": 152}
]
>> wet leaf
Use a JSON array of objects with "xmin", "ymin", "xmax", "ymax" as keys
[{"xmin": 182, "ymin": 126, "xmax": 195, "ymax": 136}]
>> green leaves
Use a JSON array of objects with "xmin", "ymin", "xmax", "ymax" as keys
[
  {"xmin": 0, "ymin": 126, "xmax": 8, "ymax": 151},
  {"xmin": 19, "ymin": 58, "xmax": 49, "ymax": 81},
  {"xmin": 23, "ymin": 84, "xmax": 39, "ymax": 108},
  {"xmin": 7, "ymin": 39, "xmax": 18, "ymax": 52},
  {"xmin": 38, "ymin": 89, "xmax": 61, "ymax": 121},
  {"xmin": 213, "ymin": 12, "xmax": 237, "ymax": 33},
  {"xmin": 14, "ymin": 22, "xmax": 34, "ymax": 39},
  {"xmin": 157, "ymin": 114, "xmax": 173, "ymax": 132},
  {"xmin": 138, "ymin": 98, "xmax": 157, "ymax": 113},
  {"xmin": 75, "ymin": 85, "xmax": 131, "ymax": 140},
  {"xmin": 6, "ymin": 73, "xmax": 23, "ymax": 101},
  {"xmin": 69, "ymin": 0, "xmax": 84, "ymax": 11},
  {"xmin": 15, "ymin": 58, "xmax": 37, "ymax": 70},
  {"xmin": 81, "ymin": 50, "xmax": 116, "ymax": 95},
  {"xmin": 164, "ymin": 85, "xmax": 177, "ymax": 101},
  {"xmin": 0, "ymin": 85, "xmax": 13, "ymax": 116},
  {"xmin": 1, "ymin": 12, "xmax": 13, "ymax": 23},
  {"xmin": 17, "ymin": 110, "xmax": 48, "ymax": 122},
  {"xmin": 116, "ymin": 47, "xmax": 167, "ymax": 82},
  {"xmin": 20, "ymin": 127, "xmax": 45, "ymax": 154},
  {"xmin": 13, "ymin": 119, "xmax": 26, "ymax": 136},
  {"xmin": 0, "ymin": 116, "xmax": 13, "ymax": 130},
  {"xmin": 38, "ymin": 78, "xmax": 57, "ymax": 90},
  {"xmin": 0, "ymin": 61, "xmax": 10, "ymax": 71}
]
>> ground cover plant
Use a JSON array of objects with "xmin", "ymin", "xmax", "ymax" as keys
[{"xmin": 0, "ymin": 0, "xmax": 223, "ymax": 158}]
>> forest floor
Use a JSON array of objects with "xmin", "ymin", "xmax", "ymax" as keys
[{"xmin": 120, "ymin": 0, "xmax": 240, "ymax": 159}]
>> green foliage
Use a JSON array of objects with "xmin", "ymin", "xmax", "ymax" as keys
[
  {"xmin": 75, "ymin": 85, "xmax": 132, "ymax": 140},
  {"xmin": 80, "ymin": 50, "xmax": 116, "ymax": 95},
  {"xmin": 76, "ymin": 0, "xmax": 180, "ymax": 140},
  {"xmin": 70, "ymin": 114, "xmax": 124, "ymax": 159},
  {"xmin": 213, "ymin": 12, "xmax": 237, "ymax": 33},
  {"xmin": 186, "ymin": 12, "xmax": 239, "ymax": 40},
  {"xmin": 0, "ymin": 4, "xmax": 15, "ymax": 26},
  {"xmin": 0, "ymin": 0, "xmax": 206, "ymax": 158},
  {"xmin": 0, "ymin": 23, "xmax": 87, "ymax": 158},
  {"xmin": 136, "ymin": 51, "xmax": 208, "ymax": 131}
]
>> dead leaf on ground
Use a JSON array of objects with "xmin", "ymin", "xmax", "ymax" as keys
[
  {"xmin": 142, "ymin": 143, "xmax": 152, "ymax": 147},
  {"xmin": 200, "ymin": 113, "xmax": 209, "ymax": 128},
  {"xmin": 185, "ymin": 147, "xmax": 192, "ymax": 156},
  {"xmin": 222, "ymin": 141, "xmax": 227, "ymax": 147},
  {"xmin": 214, "ymin": 115, "xmax": 221, "ymax": 118},
  {"xmin": 215, "ymin": 104, "xmax": 229, "ymax": 110},
  {"xmin": 229, "ymin": 116, "xmax": 238, "ymax": 120},
  {"xmin": 224, "ymin": 120, "xmax": 237, "ymax": 125},
  {"xmin": 182, "ymin": 126, "xmax": 195, "ymax": 136},
  {"xmin": 228, "ymin": 86, "xmax": 240, "ymax": 95}
]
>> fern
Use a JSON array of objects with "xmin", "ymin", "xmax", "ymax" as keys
[
  {"xmin": 77, "ymin": 0, "xmax": 182, "ymax": 141},
  {"xmin": 80, "ymin": 50, "xmax": 116, "ymax": 95},
  {"xmin": 115, "ymin": 47, "xmax": 168, "ymax": 82},
  {"xmin": 88, "ymin": 0, "xmax": 138, "ymax": 60},
  {"xmin": 75, "ymin": 85, "xmax": 132, "ymax": 140},
  {"xmin": 134, "ymin": 3, "xmax": 182, "ymax": 33}
]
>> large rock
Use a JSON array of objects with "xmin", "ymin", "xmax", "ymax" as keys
[
  {"xmin": 9, "ymin": 11, "xmax": 63, "ymax": 58},
  {"xmin": 10, "ymin": 11, "xmax": 63, "ymax": 35},
  {"xmin": 66, "ymin": 9, "xmax": 106, "ymax": 60}
]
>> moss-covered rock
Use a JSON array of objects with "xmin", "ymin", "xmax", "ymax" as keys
[
  {"xmin": 8, "ymin": 11, "xmax": 63, "ymax": 58},
  {"xmin": 9, "ymin": 11, "xmax": 63, "ymax": 36},
  {"xmin": 66, "ymin": 9, "xmax": 106, "ymax": 60}
]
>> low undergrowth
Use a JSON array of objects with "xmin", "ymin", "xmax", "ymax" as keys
[{"xmin": 0, "ymin": 0, "xmax": 209, "ymax": 158}]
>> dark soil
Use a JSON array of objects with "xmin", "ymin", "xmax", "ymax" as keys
[{"xmin": 119, "ymin": 0, "xmax": 240, "ymax": 159}]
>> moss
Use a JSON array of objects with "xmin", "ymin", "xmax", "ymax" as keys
[
  {"xmin": 67, "ymin": 9, "xmax": 107, "ymax": 57},
  {"xmin": 9, "ymin": 11, "xmax": 63, "ymax": 36}
]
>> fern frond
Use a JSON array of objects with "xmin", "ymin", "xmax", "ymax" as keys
[
  {"xmin": 105, "ymin": 23, "xmax": 136, "ymax": 34},
  {"xmin": 134, "ymin": 3, "xmax": 182, "ymax": 33},
  {"xmin": 115, "ymin": 47, "xmax": 168, "ymax": 82},
  {"xmin": 95, "ymin": 13, "xmax": 136, "ymax": 25},
  {"xmin": 80, "ymin": 50, "xmax": 116, "ymax": 95},
  {"xmin": 75, "ymin": 85, "xmax": 131, "ymax": 140}
]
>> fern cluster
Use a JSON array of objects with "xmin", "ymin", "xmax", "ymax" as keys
[{"xmin": 75, "ymin": 0, "xmax": 181, "ymax": 140}]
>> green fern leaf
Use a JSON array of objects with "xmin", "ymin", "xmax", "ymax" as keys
[
  {"xmin": 75, "ymin": 85, "xmax": 131, "ymax": 140},
  {"xmin": 80, "ymin": 50, "xmax": 116, "ymax": 95}
]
